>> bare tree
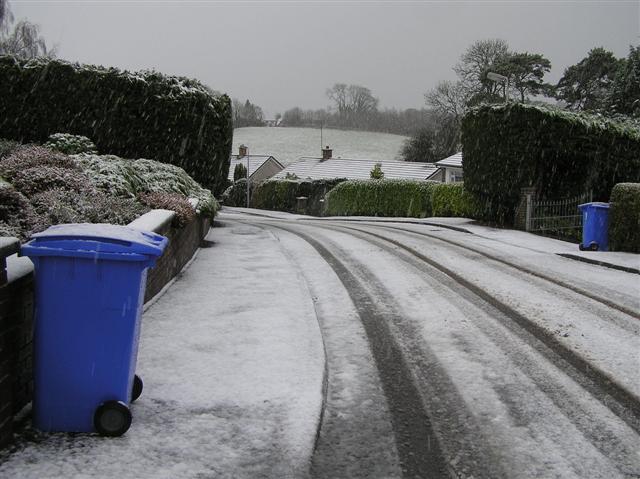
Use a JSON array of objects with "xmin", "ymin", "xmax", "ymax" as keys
[
  {"xmin": 425, "ymin": 80, "xmax": 469, "ymax": 126},
  {"xmin": 454, "ymin": 38, "xmax": 510, "ymax": 98},
  {"xmin": 327, "ymin": 83, "xmax": 378, "ymax": 127},
  {"xmin": 0, "ymin": 19, "xmax": 52, "ymax": 58},
  {"xmin": 0, "ymin": 1, "xmax": 55, "ymax": 58},
  {"xmin": 0, "ymin": 0, "xmax": 13, "ymax": 33}
]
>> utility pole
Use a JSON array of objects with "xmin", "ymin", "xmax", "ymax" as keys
[{"xmin": 246, "ymin": 148, "xmax": 250, "ymax": 208}]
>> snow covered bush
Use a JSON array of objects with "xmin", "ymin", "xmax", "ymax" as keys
[
  {"xmin": 0, "ymin": 145, "xmax": 79, "ymax": 181},
  {"xmin": 609, "ymin": 183, "xmax": 640, "ymax": 253},
  {"xmin": 0, "ymin": 180, "xmax": 44, "ymax": 240},
  {"xmin": 462, "ymin": 103, "xmax": 640, "ymax": 225},
  {"xmin": 73, "ymin": 154, "xmax": 145, "ymax": 197},
  {"xmin": 139, "ymin": 192, "xmax": 195, "ymax": 227},
  {"xmin": 75, "ymin": 154, "xmax": 218, "ymax": 217},
  {"xmin": 325, "ymin": 180, "xmax": 435, "ymax": 218},
  {"xmin": 0, "ymin": 56, "xmax": 233, "ymax": 195},
  {"xmin": 44, "ymin": 133, "xmax": 98, "ymax": 155},
  {"xmin": 11, "ymin": 166, "xmax": 90, "ymax": 196}
]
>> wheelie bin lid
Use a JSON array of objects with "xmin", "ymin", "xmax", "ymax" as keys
[
  {"xmin": 578, "ymin": 202, "xmax": 610, "ymax": 211},
  {"xmin": 20, "ymin": 223, "xmax": 168, "ymax": 262}
]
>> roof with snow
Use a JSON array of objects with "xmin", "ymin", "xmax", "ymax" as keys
[
  {"xmin": 228, "ymin": 155, "xmax": 284, "ymax": 180},
  {"xmin": 435, "ymin": 152, "xmax": 463, "ymax": 168},
  {"xmin": 273, "ymin": 157, "xmax": 438, "ymax": 181}
]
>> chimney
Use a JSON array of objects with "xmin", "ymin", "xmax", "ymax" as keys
[
  {"xmin": 238, "ymin": 144, "xmax": 248, "ymax": 158},
  {"xmin": 322, "ymin": 145, "xmax": 332, "ymax": 161}
]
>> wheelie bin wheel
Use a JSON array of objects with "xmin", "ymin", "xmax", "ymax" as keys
[
  {"xmin": 588, "ymin": 242, "xmax": 599, "ymax": 251},
  {"xmin": 579, "ymin": 243, "xmax": 586, "ymax": 251},
  {"xmin": 131, "ymin": 374, "xmax": 143, "ymax": 402},
  {"xmin": 94, "ymin": 400, "xmax": 132, "ymax": 437}
]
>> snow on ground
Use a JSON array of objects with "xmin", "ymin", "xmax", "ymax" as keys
[
  {"xmin": 0, "ymin": 223, "xmax": 325, "ymax": 479},
  {"xmin": 280, "ymin": 222, "xmax": 639, "ymax": 478}
]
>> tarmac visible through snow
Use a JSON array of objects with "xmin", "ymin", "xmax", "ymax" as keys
[{"xmin": 1, "ymin": 208, "xmax": 639, "ymax": 478}]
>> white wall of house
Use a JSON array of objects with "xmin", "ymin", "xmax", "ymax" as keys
[{"xmin": 444, "ymin": 167, "xmax": 464, "ymax": 183}]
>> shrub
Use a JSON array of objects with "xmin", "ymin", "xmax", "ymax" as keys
[
  {"xmin": 609, "ymin": 183, "xmax": 640, "ymax": 252},
  {"xmin": 462, "ymin": 103, "xmax": 640, "ymax": 225},
  {"xmin": 0, "ymin": 145, "xmax": 79, "ymax": 181},
  {"xmin": 0, "ymin": 139, "xmax": 19, "ymax": 161},
  {"xmin": 11, "ymin": 165, "xmax": 90, "ymax": 196},
  {"xmin": 138, "ymin": 192, "xmax": 196, "ymax": 227},
  {"xmin": 250, "ymin": 178, "xmax": 346, "ymax": 216},
  {"xmin": 370, "ymin": 163, "xmax": 384, "ymax": 179},
  {"xmin": 325, "ymin": 179, "xmax": 436, "ymax": 217},
  {"xmin": 74, "ymin": 154, "xmax": 218, "ymax": 217},
  {"xmin": 44, "ymin": 133, "xmax": 98, "ymax": 155},
  {"xmin": 233, "ymin": 163, "xmax": 247, "ymax": 182},
  {"xmin": 430, "ymin": 183, "xmax": 478, "ymax": 218},
  {"xmin": 0, "ymin": 55, "xmax": 233, "ymax": 195},
  {"xmin": 30, "ymin": 189, "xmax": 149, "ymax": 227},
  {"xmin": 0, "ymin": 181, "xmax": 43, "ymax": 239},
  {"xmin": 222, "ymin": 178, "xmax": 249, "ymax": 207}
]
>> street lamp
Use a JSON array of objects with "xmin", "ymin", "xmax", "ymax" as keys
[{"xmin": 487, "ymin": 71, "xmax": 509, "ymax": 102}]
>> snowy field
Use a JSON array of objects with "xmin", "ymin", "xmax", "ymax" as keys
[{"xmin": 232, "ymin": 127, "xmax": 409, "ymax": 165}]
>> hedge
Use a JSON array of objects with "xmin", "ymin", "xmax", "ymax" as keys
[
  {"xmin": 0, "ymin": 55, "xmax": 233, "ymax": 195},
  {"xmin": 462, "ymin": 103, "xmax": 640, "ymax": 225},
  {"xmin": 252, "ymin": 178, "xmax": 346, "ymax": 216},
  {"xmin": 325, "ymin": 179, "xmax": 436, "ymax": 217},
  {"xmin": 222, "ymin": 178, "xmax": 346, "ymax": 216},
  {"xmin": 430, "ymin": 183, "xmax": 477, "ymax": 218},
  {"xmin": 609, "ymin": 183, "xmax": 640, "ymax": 252}
]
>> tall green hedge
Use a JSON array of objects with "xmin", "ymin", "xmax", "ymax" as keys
[
  {"xmin": 325, "ymin": 180, "xmax": 436, "ymax": 217},
  {"xmin": 609, "ymin": 183, "xmax": 640, "ymax": 252},
  {"xmin": 462, "ymin": 103, "xmax": 640, "ymax": 224},
  {"xmin": 0, "ymin": 56, "xmax": 233, "ymax": 195}
]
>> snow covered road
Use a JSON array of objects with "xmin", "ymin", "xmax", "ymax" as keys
[
  {"xmin": 2, "ymin": 209, "xmax": 638, "ymax": 479},
  {"xmin": 225, "ymin": 210, "xmax": 640, "ymax": 479}
]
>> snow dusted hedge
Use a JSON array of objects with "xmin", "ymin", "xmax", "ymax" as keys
[
  {"xmin": 609, "ymin": 183, "xmax": 640, "ymax": 252},
  {"xmin": 462, "ymin": 103, "xmax": 640, "ymax": 225},
  {"xmin": 430, "ymin": 183, "xmax": 477, "ymax": 218},
  {"xmin": 0, "ymin": 56, "xmax": 233, "ymax": 195},
  {"xmin": 325, "ymin": 179, "xmax": 435, "ymax": 218}
]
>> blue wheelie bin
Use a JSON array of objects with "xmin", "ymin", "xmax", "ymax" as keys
[
  {"xmin": 21, "ymin": 223, "xmax": 168, "ymax": 436},
  {"xmin": 578, "ymin": 202, "xmax": 610, "ymax": 251}
]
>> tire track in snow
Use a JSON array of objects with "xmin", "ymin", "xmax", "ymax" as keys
[
  {"xmin": 330, "ymin": 223, "xmax": 640, "ymax": 435},
  {"xmin": 370, "ymin": 223, "xmax": 639, "ymax": 320},
  {"xmin": 317, "ymin": 223, "xmax": 640, "ymax": 476},
  {"xmin": 260, "ymin": 221, "xmax": 508, "ymax": 479}
]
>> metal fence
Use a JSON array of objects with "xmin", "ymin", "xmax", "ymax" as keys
[{"xmin": 526, "ymin": 191, "xmax": 592, "ymax": 240}]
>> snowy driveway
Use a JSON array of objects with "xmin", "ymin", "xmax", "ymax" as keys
[{"xmin": 223, "ymin": 210, "xmax": 639, "ymax": 479}]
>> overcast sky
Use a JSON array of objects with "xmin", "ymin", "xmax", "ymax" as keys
[{"xmin": 9, "ymin": 0, "xmax": 640, "ymax": 117}]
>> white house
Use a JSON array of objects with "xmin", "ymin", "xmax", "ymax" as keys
[{"xmin": 428, "ymin": 152, "xmax": 463, "ymax": 183}]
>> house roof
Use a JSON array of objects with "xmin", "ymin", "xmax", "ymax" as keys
[
  {"xmin": 435, "ymin": 152, "xmax": 463, "ymax": 168},
  {"xmin": 273, "ymin": 157, "xmax": 438, "ymax": 181},
  {"xmin": 228, "ymin": 155, "xmax": 283, "ymax": 180}
]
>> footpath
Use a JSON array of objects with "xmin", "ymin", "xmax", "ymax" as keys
[{"xmin": 0, "ymin": 221, "xmax": 325, "ymax": 479}]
